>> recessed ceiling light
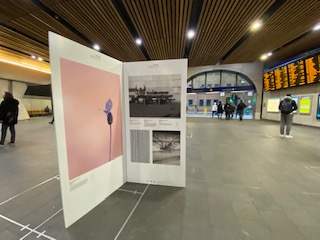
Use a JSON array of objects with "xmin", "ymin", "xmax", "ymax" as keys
[
  {"xmin": 187, "ymin": 29, "xmax": 195, "ymax": 39},
  {"xmin": 93, "ymin": 44, "xmax": 100, "ymax": 51},
  {"xmin": 267, "ymin": 52, "xmax": 272, "ymax": 56},
  {"xmin": 38, "ymin": 57, "xmax": 43, "ymax": 61},
  {"xmin": 260, "ymin": 54, "xmax": 268, "ymax": 60},
  {"xmin": 31, "ymin": 55, "xmax": 36, "ymax": 59},
  {"xmin": 251, "ymin": 21, "xmax": 262, "ymax": 31},
  {"xmin": 135, "ymin": 38, "xmax": 142, "ymax": 45},
  {"xmin": 313, "ymin": 24, "xmax": 320, "ymax": 31}
]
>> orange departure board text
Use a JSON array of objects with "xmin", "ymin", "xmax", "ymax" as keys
[{"xmin": 263, "ymin": 53, "xmax": 320, "ymax": 91}]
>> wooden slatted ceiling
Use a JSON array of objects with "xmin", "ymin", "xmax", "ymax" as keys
[
  {"xmin": 223, "ymin": 0, "xmax": 320, "ymax": 64},
  {"xmin": 7, "ymin": 9, "xmax": 88, "ymax": 46},
  {"xmin": 0, "ymin": 26, "xmax": 48, "ymax": 58},
  {"xmin": 188, "ymin": 0, "xmax": 275, "ymax": 67},
  {"xmin": 122, "ymin": 0, "xmax": 193, "ymax": 60},
  {"xmin": 0, "ymin": 0, "xmax": 39, "ymax": 23},
  {"xmin": 268, "ymin": 30, "xmax": 320, "ymax": 63},
  {"xmin": 50, "ymin": 0, "xmax": 146, "ymax": 62}
]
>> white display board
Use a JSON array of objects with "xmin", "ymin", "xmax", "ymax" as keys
[
  {"xmin": 49, "ymin": 32, "xmax": 125, "ymax": 227},
  {"xmin": 123, "ymin": 59, "xmax": 187, "ymax": 187},
  {"xmin": 267, "ymin": 98, "xmax": 280, "ymax": 112}
]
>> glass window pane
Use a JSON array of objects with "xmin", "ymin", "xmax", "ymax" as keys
[
  {"xmin": 188, "ymin": 99, "xmax": 193, "ymax": 105},
  {"xmin": 199, "ymin": 99, "xmax": 204, "ymax": 106},
  {"xmin": 193, "ymin": 75, "xmax": 206, "ymax": 88},
  {"xmin": 206, "ymin": 100, "xmax": 211, "ymax": 106},
  {"xmin": 237, "ymin": 75, "xmax": 251, "ymax": 86},
  {"xmin": 221, "ymin": 72, "xmax": 236, "ymax": 87},
  {"xmin": 206, "ymin": 72, "xmax": 220, "ymax": 87}
]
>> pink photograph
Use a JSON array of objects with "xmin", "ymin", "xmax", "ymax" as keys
[{"xmin": 60, "ymin": 58, "xmax": 122, "ymax": 180}]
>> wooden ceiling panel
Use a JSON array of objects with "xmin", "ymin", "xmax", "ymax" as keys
[
  {"xmin": 50, "ymin": 0, "xmax": 146, "ymax": 61},
  {"xmin": 188, "ymin": 0, "xmax": 275, "ymax": 67},
  {"xmin": 267, "ymin": 30, "xmax": 320, "ymax": 64},
  {"xmin": 0, "ymin": 0, "xmax": 39, "ymax": 23},
  {"xmin": 7, "ymin": 10, "xmax": 88, "ymax": 47},
  {"xmin": 223, "ymin": 0, "xmax": 320, "ymax": 64},
  {"xmin": 0, "ymin": 26, "xmax": 48, "ymax": 59},
  {"xmin": 122, "ymin": 0, "xmax": 193, "ymax": 59}
]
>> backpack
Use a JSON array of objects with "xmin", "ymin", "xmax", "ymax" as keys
[{"xmin": 280, "ymin": 100, "xmax": 292, "ymax": 114}]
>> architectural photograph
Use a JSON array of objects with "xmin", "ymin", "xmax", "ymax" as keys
[
  {"xmin": 129, "ymin": 74, "xmax": 181, "ymax": 118},
  {"xmin": 152, "ymin": 131, "xmax": 180, "ymax": 165}
]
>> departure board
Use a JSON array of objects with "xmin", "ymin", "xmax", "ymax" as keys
[{"xmin": 263, "ymin": 53, "xmax": 320, "ymax": 91}]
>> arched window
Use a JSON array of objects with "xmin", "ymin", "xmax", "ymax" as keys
[{"xmin": 188, "ymin": 70, "xmax": 254, "ymax": 89}]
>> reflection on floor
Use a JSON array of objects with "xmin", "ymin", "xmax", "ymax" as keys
[
  {"xmin": 1, "ymin": 116, "xmax": 320, "ymax": 240},
  {"xmin": 187, "ymin": 111, "xmax": 253, "ymax": 119}
]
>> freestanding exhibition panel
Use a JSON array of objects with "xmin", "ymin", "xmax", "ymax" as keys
[
  {"xmin": 123, "ymin": 60, "xmax": 187, "ymax": 187},
  {"xmin": 49, "ymin": 32, "xmax": 187, "ymax": 227},
  {"xmin": 49, "ymin": 32, "xmax": 125, "ymax": 227}
]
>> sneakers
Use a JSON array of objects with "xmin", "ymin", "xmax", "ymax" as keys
[
  {"xmin": 8, "ymin": 142, "xmax": 15, "ymax": 145},
  {"xmin": 280, "ymin": 134, "xmax": 285, "ymax": 138},
  {"xmin": 285, "ymin": 135, "xmax": 293, "ymax": 139}
]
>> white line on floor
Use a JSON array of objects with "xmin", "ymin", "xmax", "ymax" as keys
[
  {"xmin": 117, "ymin": 188, "xmax": 143, "ymax": 195},
  {"xmin": 186, "ymin": 178, "xmax": 206, "ymax": 182},
  {"xmin": 187, "ymin": 133, "xmax": 193, "ymax": 138},
  {"xmin": 0, "ymin": 214, "xmax": 56, "ymax": 240},
  {"xmin": 20, "ymin": 208, "xmax": 63, "ymax": 240},
  {"xmin": 304, "ymin": 166, "xmax": 320, "ymax": 177},
  {"xmin": 265, "ymin": 134, "xmax": 275, "ymax": 140},
  {"xmin": 0, "ymin": 175, "xmax": 59, "ymax": 206},
  {"xmin": 228, "ymin": 184, "xmax": 264, "ymax": 190},
  {"xmin": 302, "ymin": 192, "xmax": 320, "ymax": 195},
  {"xmin": 114, "ymin": 184, "xmax": 149, "ymax": 240}
]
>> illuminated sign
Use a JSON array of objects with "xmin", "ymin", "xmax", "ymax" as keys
[
  {"xmin": 299, "ymin": 96, "xmax": 312, "ymax": 115},
  {"xmin": 267, "ymin": 98, "xmax": 280, "ymax": 112},
  {"xmin": 264, "ymin": 53, "xmax": 320, "ymax": 91}
]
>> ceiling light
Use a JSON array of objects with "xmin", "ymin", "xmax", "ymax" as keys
[
  {"xmin": 267, "ymin": 52, "xmax": 272, "ymax": 56},
  {"xmin": 260, "ymin": 54, "xmax": 268, "ymax": 60},
  {"xmin": 31, "ymin": 55, "xmax": 36, "ymax": 59},
  {"xmin": 38, "ymin": 57, "xmax": 43, "ymax": 61},
  {"xmin": 135, "ymin": 38, "xmax": 142, "ymax": 45},
  {"xmin": 251, "ymin": 21, "xmax": 262, "ymax": 31},
  {"xmin": 187, "ymin": 29, "xmax": 195, "ymax": 39},
  {"xmin": 93, "ymin": 44, "xmax": 100, "ymax": 51},
  {"xmin": 313, "ymin": 24, "xmax": 320, "ymax": 31},
  {"xmin": 0, "ymin": 58, "xmax": 51, "ymax": 74}
]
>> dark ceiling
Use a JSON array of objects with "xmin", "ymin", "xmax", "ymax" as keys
[{"xmin": 1, "ymin": 0, "xmax": 320, "ymax": 68}]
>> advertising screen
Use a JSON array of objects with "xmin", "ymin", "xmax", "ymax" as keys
[
  {"xmin": 317, "ymin": 94, "xmax": 320, "ymax": 119},
  {"xmin": 299, "ymin": 96, "xmax": 312, "ymax": 115},
  {"xmin": 267, "ymin": 98, "xmax": 280, "ymax": 112}
]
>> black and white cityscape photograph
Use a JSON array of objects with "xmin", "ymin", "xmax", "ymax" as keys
[
  {"xmin": 129, "ymin": 74, "xmax": 181, "ymax": 118},
  {"xmin": 152, "ymin": 131, "xmax": 180, "ymax": 165}
]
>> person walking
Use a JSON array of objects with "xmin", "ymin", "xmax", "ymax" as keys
[
  {"xmin": 278, "ymin": 93, "xmax": 298, "ymax": 138},
  {"xmin": 217, "ymin": 101, "xmax": 223, "ymax": 119},
  {"xmin": 211, "ymin": 102, "xmax": 217, "ymax": 117},
  {"xmin": 0, "ymin": 92, "xmax": 19, "ymax": 147},
  {"xmin": 237, "ymin": 100, "xmax": 247, "ymax": 121}
]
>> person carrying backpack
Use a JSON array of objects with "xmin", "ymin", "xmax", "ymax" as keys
[{"xmin": 278, "ymin": 93, "xmax": 298, "ymax": 138}]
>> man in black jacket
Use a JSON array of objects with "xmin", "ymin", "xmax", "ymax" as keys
[
  {"xmin": 0, "ymin": 92, "xmax": 19, "ymax": 147},
  {"xmin": 278, "ymin": 93, "xmax": 298, "ymax": 138}
]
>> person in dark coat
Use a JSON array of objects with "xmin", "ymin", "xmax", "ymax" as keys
[
  {"xmin": 217, "ymin": 101, "xmax": 224, "ymax": 119},
  {"xmin": 237, "ymin": 100, "xmax": 247, "ymax": 121},
  {"xmin": 0, "ymin": 92, "xmax": 19, "ymax": 146}
]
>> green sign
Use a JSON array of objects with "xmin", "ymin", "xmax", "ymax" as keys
[{"xmin": 299, "ymin": 96, "xmax": 312, "ymax": 114}]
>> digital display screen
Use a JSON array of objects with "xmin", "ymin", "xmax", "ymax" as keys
[
  {"xmin": 317, "ymin": 94, "xmax": 320, "ymax": 119},
  {"xmin": 264, "ymin": 53, "xmax": 320, "ymax": 91},
  {"xmin": 267, "ymin": 98, "xmax": 280, "ymax": 112},
  {"xmin": 299, "ymin": 96, "xmax": 312, "ymax": 115}
]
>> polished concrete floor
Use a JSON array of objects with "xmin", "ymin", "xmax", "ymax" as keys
[{"xmin": 0, "ymin": 116, "xmax": 320, "ymax": 240}]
